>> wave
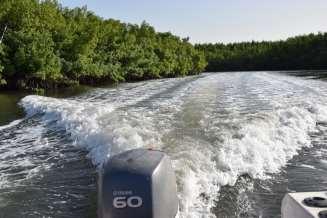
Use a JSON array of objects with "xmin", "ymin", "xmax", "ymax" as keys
[
  {"xmin": 0, "ymin": 119, "xmax": 24, "ymax": 131},
  {"xmin": 165, "ymin": 73, "xmax": 327, "ymax": 217},
  {"xmin": 18, "ymin": 73, "xmax": 327, "ymax": 218},
  {"xmin": 21, "ymin": 95, "xmax": 137, "ymax": 166}
]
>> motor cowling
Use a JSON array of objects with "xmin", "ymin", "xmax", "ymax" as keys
[{"xmin": 98, "ymin": 149, "xmax": 178, "ymax": 218}]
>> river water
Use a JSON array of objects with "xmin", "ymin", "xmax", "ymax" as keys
[{"xmin": 0, "ymin": 71, "xmax": 327, "ymax": 218}]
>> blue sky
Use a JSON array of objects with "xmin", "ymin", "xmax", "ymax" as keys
[{"xmin": 59, "ymin": 0, "xmax": 327, "ymax": 44}]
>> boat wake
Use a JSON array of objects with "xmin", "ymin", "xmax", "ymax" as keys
[{"xmin": 1, "ymin": 72, "xmax": 327, "ymax": 217}]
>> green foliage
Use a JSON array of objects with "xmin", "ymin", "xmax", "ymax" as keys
[
  {"xmin": 0, "ymin": 45, "xmax": 3, "ymax": 72},
  {"xmin": 0, "ymin": 0, "xmax": 206, "ymax": 90},
  {"xmin": 196, "ymin": 33, "xmax": 327, "ymax": 71},
  {"xmin": 0, "ymin": 44, "xmax": 6, "ymax": 85},
  {"xmin": 14, "ymin": 30, "xmax": 61, "ymax": 80}
]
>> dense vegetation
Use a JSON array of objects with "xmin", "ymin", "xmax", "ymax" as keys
[
  {"xmin": 1, "ymin": 0, "xmax": 326, "ymax": 90},
  {"xmin": 196, "ymin": 33, "xmax": 327, "ymax": 72},
  {"xmin": 0, "ymin": 0, "xmax": 207, "ymax": 90}
]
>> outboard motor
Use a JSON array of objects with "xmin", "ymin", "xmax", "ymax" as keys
[{"xmin": 98, "ymin": 149, "xmax": 178, "ymax": 218}]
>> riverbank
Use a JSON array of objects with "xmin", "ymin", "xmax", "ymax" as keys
[
  {"xmin": 0, "ymin": 72, "xmax": 198, "ymax": 92},
  {"xmin": 0, "ymin": 1, "xmax": 206, "ymax": 92}
]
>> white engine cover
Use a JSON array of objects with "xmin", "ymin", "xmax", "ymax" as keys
[{"xmin": 282, "ymin": 192, "xmax": 327, "ymax": 218}]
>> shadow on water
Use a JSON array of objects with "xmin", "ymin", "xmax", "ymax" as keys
[
  {"xmin": 283, "ymin": 70, "xmax": 327, "ymax": 80},
  {"xmin": 0, "ymin": 91, "xmax": 27, "ymax": 126}
]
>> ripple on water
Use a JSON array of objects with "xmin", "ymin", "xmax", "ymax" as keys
[{"xmin": 0, "ymin": 72, "xmax": 327, "ymax": 217}]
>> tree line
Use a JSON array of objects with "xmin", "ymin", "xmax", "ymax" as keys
[
  {"xmin": 195, "ymin": 32, "xmax": 327, "ymax": 72},
  {"xmin": 0, "ymin": 0, "xmax": 207, "ymax": 90},
  {"xmin": 1, "ymin": 0, "xmax": 326, "ymax": 91}
]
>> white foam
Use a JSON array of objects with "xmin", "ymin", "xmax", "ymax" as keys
[
  {"xmin": 17, "ymin": 73, "xmax": 327, "ymax": 218},
  {"xmin": 0, "ymin": 119, "xmax": 24, "ymax": 131},
  {"xmin": 300, "ymin": 164, "xmax": 316, "ymax": 169},
  {"xmin": 168, "ymin": 73, "xmax": 327, "ymax": 217},
  {"xmin": 0, "ymin": 123, "xmax": 50, "ymax": 189},
  {"xmin": 19, "ymin": 77, "xmax": 197, "ymax": 166},
  {"xmin": 21, "ymin": 95, "xmax": 142, "ymax": 165}
]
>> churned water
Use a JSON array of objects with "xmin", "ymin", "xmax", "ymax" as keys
[{"xmin": 0, "ymin": 72, "xmax": 327, "ymax": 217}]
